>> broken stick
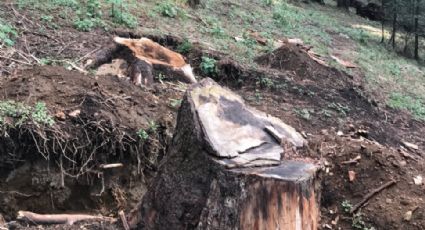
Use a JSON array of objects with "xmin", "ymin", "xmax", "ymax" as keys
[
  {"xmin": 17, "ymin": 211, "xmax": 116, "ymax": 225},
  {"xmin": 119, "ymin": 210, "xmax": 130, "ymax": 230},
  {"xmin": 350, "ymin": 179, "xmax": 397, "ymax": 213}
]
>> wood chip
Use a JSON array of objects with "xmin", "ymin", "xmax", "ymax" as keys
[
  {"xmin": 348, "ymin": 170, "xmax": 356, "ymax": 182},
  {"xmin": 68, "ymin": 109, "xmax": 81, "ymax": 118},
  {"xmin": 55, "ymin": 111, "xmax": 66, "ymax": 121},
  {"xmin": 402, "ymin": 141, "xmax": 419, "ymax": 151}
]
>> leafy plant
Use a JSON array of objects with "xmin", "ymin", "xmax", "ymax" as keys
[
  {"xmin": 107, "ymin": 0, "xmax": 138, "ymax": 28},
  {"xmin": 137, "ymin": 129, "xmax": 149, "ymax": 141},
  {"xmin": 32, "ymin": 102, "xmax": 55, "ymax": 126},
  {"xmin": 341, "ymin": 200, "xmax": 353, "ymax": 213},
  {"xmin": 0, "ymin": 20, "xmax": 17, "ymax": 46},
  {"xmin": 148, "ymin": 120, "xmax": 159, "ymax": 133},
  {"xmin": 352, "ymin": 213, "xmax": 376, "ymax": 230},
  {"xmin": 74, "ymin": 18, "xmax": 97, "ymax": 31},
  {"xmin": 200, "ymin": 56, "xmax": 217, "ymax": 76},
  {"xmin": 176, "ymin": 39, "xmax": 192, "ymax": 54}
]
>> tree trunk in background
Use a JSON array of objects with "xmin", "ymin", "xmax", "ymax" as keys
[
  {"xmin": 132, "ymin": 78, "xmax": 320, "ymax": 230},
  {"xmin": 337, "ymin": 0, "xmax": 350, "ymax": 10},
  {"xmin": 381, "ymin": 0, "xmax": 385, "ymax": 43},
  {"xmin": 390, "ymin": 8, "xmax": 397, "ymax": 49},
  {"xmin": 414, "ymin": 0, "xmax": 420, "ymax": 59},
  {"xmin": 188, "ymin": 0, "xmax": 200, "ymax": 8}
]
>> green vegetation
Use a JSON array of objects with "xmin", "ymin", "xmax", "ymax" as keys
[
  {"xmin": 0, "ymin": 101, "xmax": 54, "ymax": 127},
  {"xmin": 388, "ymin": 93, "xmax": 425, "ymax": 120},
  {"xmin": 0, "ymin": 19, "xmax": 17, "ymax": 46},
  {"xmin": 155, "ymin": 1, "xmax": 181, "ymax": 18},
  {"xmin": 352, "ymin": 213, "xmax": 376, "ymax": 230},
  {"xmin": 294, "ymin": 108, "xmax": 313, "ymax": 120},
  {"xmin": 176, "ymin": 38, "xmax": 193, "ymax": 54},
  {"xmin": 200, "ymin": 56, "xmax": 218, "ymax": 76},
  {"xmin": 137, "ymin": 129, "xmax": 149, "ymax": 141},
  {"xmin": 341, "ymin": 200, "xmax": 353, "ymax": 213}
]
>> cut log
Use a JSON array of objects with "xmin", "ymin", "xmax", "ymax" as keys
[{"xmin": 134, "ymin": 78, "xmax": 320, "ymax": 229}]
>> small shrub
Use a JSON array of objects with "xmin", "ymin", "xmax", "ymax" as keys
[{"xmin": 200, "ymin": 56, "xmax": 218, "ymax": 76}]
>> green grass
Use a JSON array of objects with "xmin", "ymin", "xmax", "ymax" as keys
[{"xmin": 388, "ymin": 93, "xmax": 425, "ymax": 120}]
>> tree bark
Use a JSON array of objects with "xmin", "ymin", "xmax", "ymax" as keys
[
  {"xmin": 414, "ymin": 0, "xmax": 420, "ymax": 59},
  {"xmin": 132, "ymin": 78, "xmax": 320, "ymax": 230},
  {"xmin": 188, "ymin": 0, "xmax": 201, "ymax": 8},
  {"xmin": 381, "ymin": 0, "xmax": 385, "ymax": 43},
  {"xmin": 391, "ymin": 12, "xmax": 397, "ymax": 48},
  {"xmin": 337, "ymin": 0, "xmax": 350, "ymax": 11}
]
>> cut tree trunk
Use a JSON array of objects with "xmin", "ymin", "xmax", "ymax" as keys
[{"xmin": 131, "ymin": 78, "xmax": 320, "ymax": 230}]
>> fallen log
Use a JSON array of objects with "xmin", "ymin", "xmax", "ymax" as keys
[
  {"xmin": 133, "ymin": 78, "xmax": 320, "ymax": 229},
  {"xmin": 17, "ymin": 211, "xmax": 116, "ymax": 225}
]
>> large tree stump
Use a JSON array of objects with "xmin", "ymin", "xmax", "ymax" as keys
[{"xmin": 136, "ymin": 78, "xmax": 320, "ymax": 230}]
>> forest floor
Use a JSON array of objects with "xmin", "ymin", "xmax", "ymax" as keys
[{"xmin": 0, "ymin": 0, "xmax": 425, "ymax": 229}]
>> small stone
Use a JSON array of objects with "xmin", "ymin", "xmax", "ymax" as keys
[
  {"xmin": 404, "ymin": 211, "xmax": 413, "ymax": 221},
  {"xmin": 337, "ymin": 131, "xmax": 344, "ymax": 136},
  {"xmin": 399, "ymin": 161, "xmax": 407, "ymax": 167},
  {"xmin": 413, "ymin": 175, "xmax": 423, "ymax": 185},
  {"xmin": 386, "ymin": 198, "xmax": 392, "ymax": 204}
]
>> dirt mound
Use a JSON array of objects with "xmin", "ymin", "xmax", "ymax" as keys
[
  {"xmin": 254, "ymin": 43, "xmax": 350, "ymax": 89},
  {"xmin": 0, "ymin": 66, "xmax": 183, "ymax": 223}
]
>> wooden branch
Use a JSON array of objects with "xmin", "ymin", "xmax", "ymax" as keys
[
  {"xmin": 350, "ymin": 179, "xmax": 397, "ymax": 213},
  {"xmin": 17, "ymin": 211, "xmax": 116, "ymax": 225},
  {"xmin": 118, "ymin": 210, "xmax": 130, "ymax": 230},
  {"xmin": 100, "ymin": 163, "xmax": 124, "ymax": 169}
]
